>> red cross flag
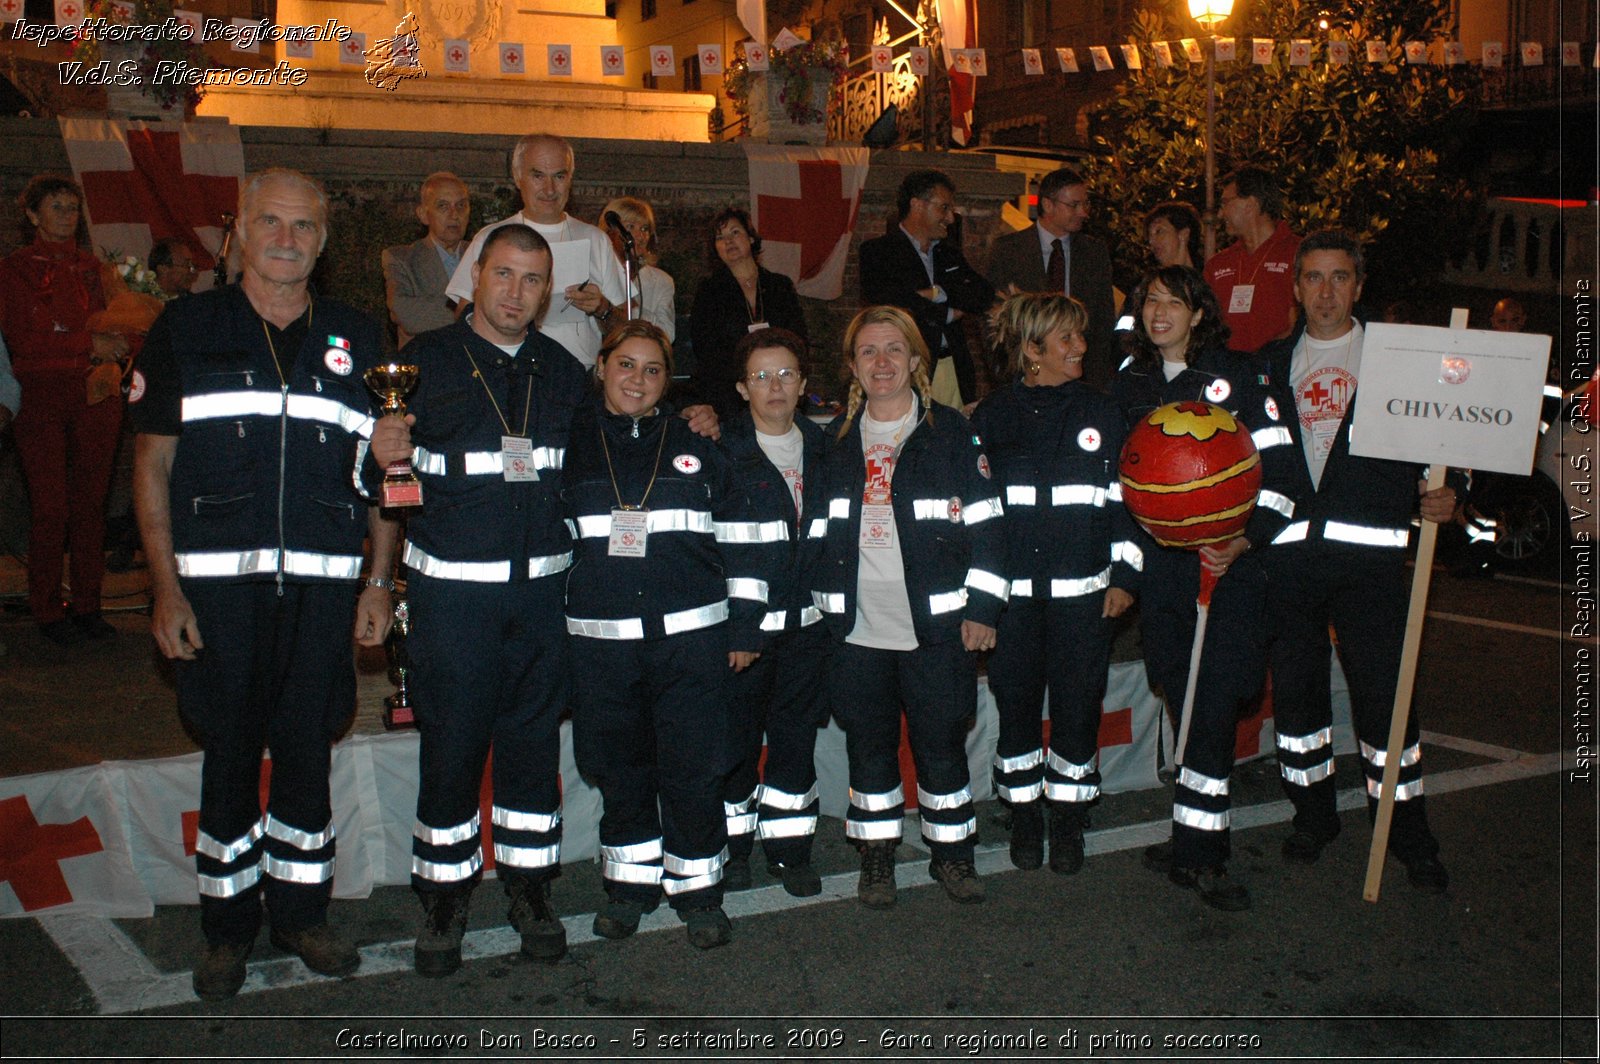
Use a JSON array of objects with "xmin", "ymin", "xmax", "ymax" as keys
[
  {"xmin": 1328, "ymin": 40, "xmax": 1351, "ymax": 65},
  {"xmin": 698, "ymin": 43, "xmax": 724, "ymax": 75},
  {"xmin": 109, "ymin": 0, "xmax": 134, "ymax": 22},
  {"xmin": 340, "ymin": 32, "xmax": 366, "ymax": 65},
  {"xmin": 1290, "ymin": 39, "xmax": 1312, "ymax": 66},
  {"xmin": 53, "ymin": 0, "xmax": 84, "ymax": 25},
  {"xmin": 1365, "ymin": 40, "xmax": 1389, "ymax": 63},
  {"xmin": 547, "ymin": 43, "xmax": 572, "ymax": 76},
  {"xmin": 1152, "ymin": 41, "xmax": 1172, "ymax": 68},
  {"xmin": 871, "ymin": 45, "xmax": 893, "ymax": 73},
  {"xmin": 60, "ymin": 117, "xmax": 242, "ymax": 291},
  {"xmin": 1020, "ymin": 47, "xmax": 1042, "ymax": 75},
  {"xmin": 1443, "ymin": 41, "xmax": 1465, "ymax": 65},
  {"xmin": 1119, "ymin": 43, "xmax": 1142, "ymax": 70},
  {"xmin": 283, "ymin": 28, "xmax": 313, "ymax": 60},
  {"xmin": 1562, "ymin": 41, "xmax": 1580, "ymax": 66},
  {"xmin": 500, "ymin": 42, "xmax": 526, "ymax": 74},
  {"xmin": 443, "ymin": 38, "xmax": 469, "ymax": 72},
  {"xmin": 908, "ymin": 46, "xmax": 930, "ymax": 76},
  {"xmin": 0, "ymin": 770, "xmax": 149, "ymax": 918},
  {"xmin": 1056, "ymin": 47, "xmax": 1078, "ymax": 73},
  {"xmin": 1089, "ymin": 45, "xmax": 1113, "ymax": 72},
  {"xmin": 1251, "ymin": 38, "xmax": 1274, "ymax": 65},
  {"xmin": 745, "ymin": 144, "xmax": 868, "ymax": 300},
  {"xmin": 967, "ymin": 47, "xmax": 988, "ymax": 75},
  {"xmin": 1482, "ymin": 41, "xmax": 1503, "ymax": 68},
  {"xmin": 650, "ymin": 44, "xmax": 675, "ymax": 76},
  {"xmin": 172, "ymin": 7, "xmax": 200, "ymax": 36},
  {"xmin": 0, "ymin": 0, "xmax": 21, "ymax": 21},
  {"xmin": 743, "ymin": 41, "xmax": 769, "ymax": 71},
  {"xmin": 1180, "ymin": 38, "xmax": 1202, "ymax": 63},
  {"xmin": 600, "ymin": 44, "xmax": 624, "ymax": 76},
  {"xmin": 1213, "ymin": 37, "xmax": 1236, "ymax": 63},
  {"xmin": 1404, "ymin": 41, "xmax": 1428, "ymax": 64},
  {"xmin": 771, "ymin": 27, "xmax": 802, "ymax": 52},
  {"xmin": 1518, "ymin": 41, "xmax": 1543, "ymax": 66},
  {"xmin": 935, "ymin": 0, "xmax": 978, "ymax": 145}
]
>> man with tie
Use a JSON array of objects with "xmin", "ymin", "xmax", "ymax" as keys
[
  {"xmin": 986, "ymin": 167, "xmax": 1116, "ymax": 390},
  {"xmin": 383, "ymin": 172, "xmax": 471, "ymax": 348}
]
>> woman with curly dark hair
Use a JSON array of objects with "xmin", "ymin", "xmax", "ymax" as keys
[{"xmin": 1111, "ymin": 265, "xmax": 1299, "ymax": 913}]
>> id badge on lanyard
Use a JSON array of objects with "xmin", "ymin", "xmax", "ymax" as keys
[
  {"xmin": 1228, "ymin": 284, "xmax": 1256, "ymax": 314},
  {"xmin": 608, "ymin": 507, "xmax": 649, "ymax": 557},
  {"xmin": 502, "ymin": 435, "xmax": 538, "ymax": 481},
  {"xmin": 860, "ymin": 503, "xmax": 895, "ymax": 549}
]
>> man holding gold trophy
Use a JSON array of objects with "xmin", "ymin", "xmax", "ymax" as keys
[
  {"xmin": 367, "ymin": 224, "xmax": 591, "ymax": 977},
  {"xmin": 131, "ymin": 169, "xmax": 396, "ymax": 1000}
]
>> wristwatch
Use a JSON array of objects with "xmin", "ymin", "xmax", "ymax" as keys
[{"xmin": 365, "ymin": 576, "xmax": 396, "ymax": 592}]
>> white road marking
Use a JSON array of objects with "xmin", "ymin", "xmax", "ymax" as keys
[
  {"xmin": 1426, "ymin": 610, "xmax": 1564, "ymax": 640},
  {"xmin": 39, "ymin": 745, "xmax": 1573, "ymax": 1016}
]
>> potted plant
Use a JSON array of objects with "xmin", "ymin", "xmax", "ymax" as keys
[
  {"xmin": 69, "ymin": 0, "xmax": 209, "ymax": 116},
  {"xmin": 725, "ymin": 38, "xmax": 848, "ymax": 144}
]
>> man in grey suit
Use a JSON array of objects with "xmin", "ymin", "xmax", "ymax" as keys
[
  {"xmin": 986, "ymin": 168, "xmax": 1117, "ymax": 390},
  {"xmin": 382, "ymin": 172, "xmax": 471, "ymax": 348}
]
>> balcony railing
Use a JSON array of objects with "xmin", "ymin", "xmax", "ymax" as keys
[
  {"xmin": 829, "ymin": 54, "xmax": 927, "ymax": 145},
  {"xmin": 1441, "ymin": 197, "xmax": 1597, "ymax": 294}
]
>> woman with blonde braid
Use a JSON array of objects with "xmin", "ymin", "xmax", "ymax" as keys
[
  {"xmin": 807, "ymin": 306, "xmax": 1007, "ymax": 908},
  {"xmin": 971, "ymin": 293, "xmax": 1138, "ymax": 875}
]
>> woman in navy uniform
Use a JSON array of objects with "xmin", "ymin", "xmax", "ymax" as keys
[
  {"xmin": 972, "ymin": 293, "xmax": 1138, "ymax": 875},
  {"xmin": 563, "ymin": 320, "xmax": 777, "ymax": 949},
  {"xmin": 808, "ymin": 306, "xmax": 1007, "ymax": 908},
  {"xmin": 1110, "ymin": 266, "xmax": 1298, "ymax": 911}
]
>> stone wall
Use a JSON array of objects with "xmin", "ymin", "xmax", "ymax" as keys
[{"xmin": 0, "ymin": 116, "xmax": 1025, "ymax": 397}]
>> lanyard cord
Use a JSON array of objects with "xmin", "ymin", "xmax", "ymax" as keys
[
  {"xmin": 600, "ymin": 413, "xmax": 668, "ymax": 511},
  {"xmin": 461, "ymin": 344, "xmax": 533, "ymax": 437}
]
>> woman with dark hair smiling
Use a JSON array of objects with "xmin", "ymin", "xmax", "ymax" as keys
[{"xmin": 1111, "ymin": 265, "xmax": 1298, "ymax": 912}]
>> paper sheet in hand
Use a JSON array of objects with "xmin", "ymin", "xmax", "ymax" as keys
[
  {"xmin": 544, "ymin": 239, "xmax": 594, "ymax": 327},
  {"xmin": 1349, "ymin": 322, "xmax": 1551, "ymax": 475}
]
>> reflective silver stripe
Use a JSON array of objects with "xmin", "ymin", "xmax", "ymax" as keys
[
  {"xmin": 1049, "ymin": 750, "xmax": 1098, "ymax": 778},
  {"xmin": 462, "ymin": 449, "xmax": 512, "ymax": 475},
  {"xmin": 1046, "ymin": 781, "xmax": 1099, "ymax": 802},
  {"xmin": 175, "ymin": 548, "xmax": 278, "ymax": 577},
  {"xmin": 913, "ymin": 497, "xmax": 953, "ymax": 520},
  {"xmin": 411, "ymin": 446, "xmax": 446, "ymax": 475},
  {"xmin": 197, "ymin": 864, "xmax": 262, "ymax": 898},
  {"xmin": 726, "ymin": 577, "xmax": 770, "ymax": 603},
  {"xmin": 1466, "ymin": 518, "xmax": 1498, "ymax": 544},
  {"xmin": 813, "ymin": 590, "xmax": 846, "ymax": 614},
  {"xmin": 413, "ymin": 850, "xmax": 483, "ymax": 883},
  {"xmin": 664, "ymin": 600, "xmax": 729, "ymax": 635},
  {"xmin": 1366, "ymin": 777, "xmax": 1424, "ymax": 800},
  {"xmin": 566, "ymin": 616, "xmax": 645, "ymax": 640},
  {"xmin": 405, "ymin": 446, "xmax": 566, "ymax": 477},
  {"xmin": 760, "ymin": 610, "xmax": 787, "ymax": 631},
  {"xmin": 828, "ymin": 497, "xmax": 850, "ymax": 519},
  {"xmin": 917, "ymin": 784, "xmax": 972, "ymax": 811},
  {"xmin": 922, "ymin": 817, "xmax": 976, "ymax": 842},
  {"xmin": 1272, "ymin": 520, "xmax": 1310, "ymax": 545},
  {"xmin": 965, "ymin": 568, "xmax": 1009, "ymax": 600},
  {"xmin": 928, "ymin": 589, "xmax": 968, "ymax": 614},
  {"xmin": 1177, "ymin": 767, "xmax": 1229, "ymax": 797},
  {"xmin": 799, "ymin": 605, "xmax": 823, "ymax": 627},
  {"xmin": 264, "ymin": 814, "xmax": 334, "ymax": 851},
  {"xmin": 1010, "ymin": 578, "xmax": 1034, "ymax": 597},
  {"xmin": 995, "ymin": 780, "xmax": 1044, "ymax": 803},
  {"xmin": 1276, "ymin": 727, "xmax": 1333, "ymax": 753},
  {"xmin": 1174, "ymin": 803, "xmax": 1230, "ymax": 831},
  {"xmin": 849, "ymin": 785, "xmax": 904, "ymax": 812},
  {"xmin": 262, "ymin": 853, "xmax": 335, "ymax": 884},
  {"xmin": 353, "ymin": 438, "xmax": 374, "ymax": 500},
  {"xmin": 759, "ymin": 783, "xmax": 819, "ymax": 811},
  {"xmin": 182, "ymin": 390, "xmax": 283, "ymax": 421},
  {"xmin": 1360, "ymin": 741, "xmax": 1422, "ymax": 768},
  {"xmin": 575, "ymin": 508, "xmax": 714, "ymax": 537},
  {"xmin": 403, "ymin": 541, "xmax": 509, "ymax": 583},
  {"xmin": 844, "ymin": 817, "xmax": 903, "ymax": 841},
  {"xmin": 758, "ymin": 815, "xmax": 818, "ymax": 839},
  {"xmin": 415, "ymin": 813, "xmax": 480, "ymax": 846},
  {"xmin": 726, "ymin": 811, "xmax": 759, "ymax": 836},
  {"xmin": 1258, "ymin": 489, "xmax": 1295, "ymax": 518},
  {"xmin": 1251, "ymin": 426, "xmax": 1293, "ymax": 450},
  {"xmin": 196, "ymin": 820, "xmax": 263, "ymax": 863},
  {"xmin": 528, "ymin": 552, "xmax": 573, "ymax": 578},
  {"xmin": 993, "ymin": 748, "xmax": 1044, "ymax": 774},
  {"xmin": 493, "ymin": 841, "xmax": 560, "ymax": 868},
  {"xmin": 1543, "ymin": 383, "xmax": 1564, "ymax": 399},
  {"xmin": 563, "ymin": 518, "xmax": 578, "ymax": 538},
  {"xmin": 1052, "ymin": 484, "xmax": 1106, "ymax": 507},
  {"xmin": 963, "ymin": 497, "xmax": 1003, "ymax": 525},
  {"xmin": 1280, "ymin": 760, "xmax": 1334, "ymax": 787},
  {"xmin": 1325, "ymin": 520, "xmax": 1410, "ymax": 548},
  {"xmin": 664, "ymin": 871, "xmax": 722, "ymax": 894},
  {"xmin": 714, "ymin": 519, "xmax": 790, "ymax": 543},
  {"xmin": 726, "ymin": 790, "xmax": 757, "ymax": 814},
  {"xmin": 1106, "ymin": 482, "xmax": 1124, "ymax": 502},
  {"xmin": 283, "ymin": 551, "xmax": 363, "ymax": 580},
  {"xmin": 1051, "ymin": 568, "xmax": 1112, "ymax": 598},
  {"xmin": 1112, "ymin": 541, "xmax": 1145, "ymax": 571},
  {"xmin": 1006, "ymin": 484, "xmax": 1037, "ymax": 506},
  {"xmin": 664, "ymin": 849, "xmax": 728, "ymax": 877},
  {"xmin": 491, "ymin": 806, "xmax": 560, "ymax": 833},
  {"xmin": 602, "ymin": 839, "xmax": 663, "ymax": 864},
  {"xmin": 286, "ymin": 394, "xmax": 375, "ymax": 438},
  {"xmin": 806, "ymin": 517, "xmax": 828, "ymax": 539},
  {"xmin": 604, "ymin": 860, "xmax": 664, "ymax": 885}
]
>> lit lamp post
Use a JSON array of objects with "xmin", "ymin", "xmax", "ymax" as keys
[{"xmin": 1189, "ymin": 0, "xmax": 1234, "ymax": 259}]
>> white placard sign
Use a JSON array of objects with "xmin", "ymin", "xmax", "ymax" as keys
[{"xmin": 1349, "ymin": 322, "xmax": 1551, "ymax": 475}]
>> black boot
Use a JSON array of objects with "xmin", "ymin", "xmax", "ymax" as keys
[
  {"xmin": 1008, "ymin": 802, "xmax": 1044, "ymax": 870},
  {"xmin": 1048, "ymin": 803, "xmax": 1086, "ymax": 875},
  {"xmin": 414, "ymin": 886, "xmax": 472, "ymax": 977},
  {"xmin": 505, "ymin": 877, "xmax": 566, "ymax": 963}
]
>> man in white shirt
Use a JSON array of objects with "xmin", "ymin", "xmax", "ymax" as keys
[{"xmin": 447, "ymin": 135, "xmax": 625, "ymax": 367}]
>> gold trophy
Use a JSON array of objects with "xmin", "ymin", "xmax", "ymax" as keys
[
  {"xmin": 364, "ymin": 362, "xmax": 424, "ymax": 507},
  {"xmin": 382, "ymin": 591, "xmax": 416, "ymax": 730}
]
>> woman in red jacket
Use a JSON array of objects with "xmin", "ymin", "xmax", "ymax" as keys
[{"xmin": 0, "ymin": 175, "xmax": 128, "ymax": 644}]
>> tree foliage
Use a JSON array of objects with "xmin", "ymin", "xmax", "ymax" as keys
[{"xmin": 1089, "ymin": 0, "xmax": 1481, "ymax": 295}]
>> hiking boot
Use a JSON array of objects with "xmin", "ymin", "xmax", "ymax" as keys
[
  {"xmin": 723, "ymin": 854, "xmax": 753, "ymax": 891},
  {"xmin": 1142, "ymin": 841, "xmax": 1173, "ymax": 876},
  {"xmin": 192, "ymin": 937, "xmax": 253, "ymax": 1001},
  {"xmin": 1048, "ymin": 804, "xmax": 1086, "ymax": 875},
  {"xmin": 506, "ymin": 878, "xmax": 566, "ymax": 962},
  {"xmin": 270, "ymin": 923, "xmax": 360, "ymax": 977},
  {"xmin": 682, "ymin": 906, "xmax": 732, "ymax": 949},
  {"xmin": 1169, "ymin": 865, "xmax": 1252, "ymax": 911},
  {"xmin": 1281, "ymin": 830, "xmax": 1334, "ymax": 865},
  {"xmin": 929, "ymin": 858, "xmax": 985, "ymax": 903},
  {"xmin": 856, "ymin": 841, "xmax": 898, "ymax": 909},
  {"xmin": 1397, "ymin": 851, "xmax": 1449, "ymax": 895},
  {"xmin": 413, "ymin": 888, "xmax": 471, "ymax": 977},
  {"xmin": 770, "ymin": 860, "xmax": 822, "ymax": 898},
  {"xmin": 592, "ymin": 897, "xmax": 654, "ymax": 940},
  {"xmin": 1008, "ymin": 802, "xmax": 1044, "ymax": 870}
]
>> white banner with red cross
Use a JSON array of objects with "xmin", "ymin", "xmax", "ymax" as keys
[
  {"xmin": 744, "ymin": 144, "xmax": 869, "ymax": 301},
  {"xmin": 58, "ymin": 117, "xmax": 243, "ymax": 290}
]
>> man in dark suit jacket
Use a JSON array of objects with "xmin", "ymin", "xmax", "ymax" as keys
[
  {"xmin": 858, "ymin": 169, "xmax": 996, "ymax": 405},
  {"xmin": 986, "ymin": 167, "xmax": 1117, "ymax": 390},
  {"xmin": 382, "ymin": 172, "xmax": 471, "ymax": 348}
]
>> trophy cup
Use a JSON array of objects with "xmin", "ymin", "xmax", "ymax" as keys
[
  {"xmin": 364, "ymin": 362, "xmax": 424, "ymax": 507},
  {"xmin": 382, "ymin": 591, "xmax": 416, "ymax": 730}
]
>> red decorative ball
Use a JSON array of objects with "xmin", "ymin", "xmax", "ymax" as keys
[{"xmin": 1118, "ymin": 401, "xmax": 1262, "ymax": 549}]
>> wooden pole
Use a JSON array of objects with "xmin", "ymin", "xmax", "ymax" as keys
[{"xmin": 1361, "ymin": 307, "xmax": 1468, "ymax": 902}]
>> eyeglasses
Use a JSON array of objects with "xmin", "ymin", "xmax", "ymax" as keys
[
  {"xmin": 746, "ymin": 368, "xmax": 802, "ymax": 385},
  {"xmin": 1048, "ymin": 196, "xmax": 1089, "ymax": 211}
]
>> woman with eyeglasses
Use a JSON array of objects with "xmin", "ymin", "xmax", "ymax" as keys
[
  {"xmin": 599, "ymin": 197, "xmax": 675, "ymax": 340},
  {"xmin": 715, "ymin": 327, "xmax": 829, "ymax": 898},
  {"xmin": 971, "ymin": 293, "xmax": 1137, "ymax": 876}
]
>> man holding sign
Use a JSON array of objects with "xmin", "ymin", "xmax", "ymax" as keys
[{"xmin": 1256, "ymin": 230, "xmax": 1455, "ymax": 894}]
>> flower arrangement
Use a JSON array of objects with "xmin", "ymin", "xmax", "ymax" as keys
[
  {"xmin": 68, "ymin": 0, "xmax": 208, "ymax": 111},
  {"xmin": 725, "ymin": 39, "xmax": 849, "ymax": 126},
  {"xmin": 89, "ymin": 249, "xmax": 168, "ymax": 338},
  {"xmin": 106, "ymin": 251, "xmax": 167, "ymax": 300}
]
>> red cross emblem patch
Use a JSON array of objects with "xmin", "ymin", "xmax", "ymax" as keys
[
  {"xmin": 672, "ymin": 454, "xmax": 701, "ymax": 475},
  {"xmin": 947, "ymin": 497, "xmax": 963, "ymax": 523},
  {"xmin": 324, "ymin": 348, "xmax": 353, "ymax": 375},
  {"xmin": 1205, "ymin": 378, "xmax": 1231, "ymax": 403},
  {"xmin": 1077, "ymin": 427, "xmax": 1101, "ymax": 451}
]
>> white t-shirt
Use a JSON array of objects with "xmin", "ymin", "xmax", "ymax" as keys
[
  {"xmin": 1290, "ymin": 322, "xmax": 1364, "ymax": 488},
  {"xmin": 446, "ymin": 212, "xmax": 625, "ymax": 368},
  {"xmin": 1161, "ymin": 358, "xmax": 1186, "ymax": 382},
  {"xmin": 848, "ymin": 403, "xmax": 919, "ymax": 651},
  {"xmin": 755, "ymin": 423, "xmax": 804, "ymax": 516}
]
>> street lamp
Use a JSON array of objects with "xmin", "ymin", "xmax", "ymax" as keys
[{"xmin": 1188, "ymin": 0, "xmax": 1233, "ymax": 259}]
